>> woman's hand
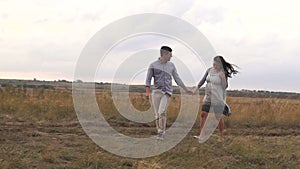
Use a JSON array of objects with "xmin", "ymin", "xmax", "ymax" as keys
[
  {"xmin": 192, "ymin": 87, "xmax": 199, "ymax": 95},
  {"xmin": 219, "ymin": 71, "xmax": 227, "ymax": 89},
  {"xmin": 219, "ymin": 71, "xmax": 225, "ymax": 79}
]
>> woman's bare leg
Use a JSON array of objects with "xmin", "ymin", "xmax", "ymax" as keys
[
  {"xmin": 199, "ymin": 112, "xmax": 208, "ymax": 136},
  {"xmin": 218, "ymin": 118, "xmax": 224, "ymax": 141}
]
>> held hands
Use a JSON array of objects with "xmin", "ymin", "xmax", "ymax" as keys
[
  {"xmin": 145, "ymin": 87, "xmax": 198, "ymax": 97},
  {"xmin": 185, "ymin": 89, "xmax": 193, "ymax": 95},
  {"xmin": 192, "ymin": 88, "xmax": 199, "ymax": 95},
  {"xmin": 185, "ymin": 87, "xmax": 200, "ymax": 95},
  {"xmin": 182, "ymin": 86, "xmax": 193, "ymax": 95}
]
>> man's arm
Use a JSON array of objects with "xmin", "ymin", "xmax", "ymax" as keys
[
  {"xmin": 145, "ymin": 86, "xmax": 151, "ymax": 99},
  {"xmin": 172, "ymin": 64, "xmax": 192, "ymax": 94},
  {"xmin": 145, "ymin": 65, "xmax": 154, "ymax": 99},
  {"xmin": 181, "ymin": 85, "xmax": 193, "ymax": 94}
]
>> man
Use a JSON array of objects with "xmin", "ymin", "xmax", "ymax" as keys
[{"xmin": 145, "ymin": 46, "xmax": 192, "ymax": 140}]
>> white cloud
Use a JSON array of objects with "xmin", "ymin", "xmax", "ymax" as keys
[{"xmin": 0, "ymin": 0, "xmax": 300, "ymax": 92}]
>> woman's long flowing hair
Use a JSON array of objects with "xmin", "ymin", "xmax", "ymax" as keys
[{"xmin": 214, "ymin": 55, "xmax": 239, "ymax": 78}]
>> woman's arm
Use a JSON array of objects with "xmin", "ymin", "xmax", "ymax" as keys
[
  {"xmin": 193, "ymin": 68, "xmax": 210, "ymax": 94},
  {"xmin": 219, "ymin": 71, "xmax": 227, "ymax": 89}
]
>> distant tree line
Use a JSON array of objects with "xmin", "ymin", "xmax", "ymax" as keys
[
  {"xmin": 0, "ymin": 83, "xmax": 55, "ymax": 89},
  {"xmin": 1, "ymin": 80, "xmax": 300, "ymax": 99},
  {"xmin": 226, "ymin": 89, "xmax": 300, "ymax": 99}
]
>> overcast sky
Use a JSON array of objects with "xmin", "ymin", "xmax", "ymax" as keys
[{"xmin": 1, "ymin": 0, "xmax": 300, "ymax": 93}]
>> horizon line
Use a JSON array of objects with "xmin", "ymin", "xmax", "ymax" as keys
[{"xmin": 0, "ymin": 78, "xmax": 299, "ymax": 94}]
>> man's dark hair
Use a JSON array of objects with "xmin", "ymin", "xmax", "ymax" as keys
[{"xmin": 160, "ymin": 46, "xmax": 172, "ymax": 56}]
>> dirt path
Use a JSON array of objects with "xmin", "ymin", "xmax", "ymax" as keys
[{"xmin": 1, "ymin": 117, "xmax": 300, "ymax": 168}]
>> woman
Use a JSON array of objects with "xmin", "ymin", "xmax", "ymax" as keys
[{"xmin": 193, "ymin": 56, "xmax": 238, "ymax": 142}]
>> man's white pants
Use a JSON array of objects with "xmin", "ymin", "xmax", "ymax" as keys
[{"xmin": 151, "ymin": 90, "xmax": 170, "ymax": 135}]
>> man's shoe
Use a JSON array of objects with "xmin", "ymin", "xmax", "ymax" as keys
[{"xmin": 156, "ymin": 133, "xmax": 164, "ymax": 141}]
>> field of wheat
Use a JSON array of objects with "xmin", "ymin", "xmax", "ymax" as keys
[{"xmin": 0, "ymin": 86, "xmax": 299, "ymax": 168}]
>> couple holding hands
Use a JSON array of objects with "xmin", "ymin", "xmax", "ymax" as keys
[{"xmin": 145, "ymin": 46, "xmax": 238, "ymax": 141}]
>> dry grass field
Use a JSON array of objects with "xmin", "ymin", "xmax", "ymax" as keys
[{"xmin": 0, "ymin": 86, "xmax": 300, "ymax": 168}]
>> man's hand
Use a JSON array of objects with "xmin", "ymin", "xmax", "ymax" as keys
[
  {"xmin": 192, "ymin": 88, "xmax": 198, "ymax": 95},
  {"xmin": 145, "ymin": 92, "xmax": 150, "ymax": 100},
  {"xmin": 182, "ymin": 86, "xmax": 194, "ymax": 95},
  {"xmin": 185, "ymin": 89, "xmax": 193, "ymax": 95},
  {"xmin": 145, "ymin": 86, "xmax": 150, "ymax": 99}
]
